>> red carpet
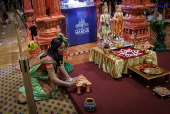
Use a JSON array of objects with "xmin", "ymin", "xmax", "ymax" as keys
[{"xmin": 67, "ymin": 51, "xmax": 170, "ymax": 114}]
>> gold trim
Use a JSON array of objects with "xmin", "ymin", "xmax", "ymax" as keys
[
  {"xmin": 146, "ymin": 86, "xmax": 150, "ymax": 88},
  {"xmin": 91, "ymin": 47, "xmax": 122, "ymax": 62},
  {"xmin": 128, "ymin": 67, "xmax": 170, "ymax": 80}
]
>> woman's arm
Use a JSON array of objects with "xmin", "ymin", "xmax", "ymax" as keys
[
  {"xmin": 47, "ymin": 68, "xmax": 72, "ymax": 86},
  {"xmin": 58, "ymin": 64, "xmax": 70, "ymax": 79},
  {"xmin": 59, "ymin": 64, "xmax": 80, "ymax": 83}
]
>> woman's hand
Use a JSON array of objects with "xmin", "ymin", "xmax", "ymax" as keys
[
  {"xmin": 72, "ymin": 77, "xmax": 79, "ymax": 83},
  {"xmin": 66, "ymin": 77, "xmax": 79, "ymax": 83},
  {"xmin": 68, "ymin": 77, "xmax": 79, "ymax": 86},
  {"xmin": 65, "ymin": 77, "xmax": 79, "ymax": 86}
]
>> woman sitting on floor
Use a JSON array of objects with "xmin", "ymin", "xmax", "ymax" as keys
[{"xmin": 17, "ymin": 37, "xmax": 79, "ymax": 103}]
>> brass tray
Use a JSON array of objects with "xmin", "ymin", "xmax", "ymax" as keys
[{"xmin": 140, "ymin": 64, "xmax": 164, "ymax": 75}]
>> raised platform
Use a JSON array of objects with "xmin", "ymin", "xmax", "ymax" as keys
[{"xmin": 67, "ymin": 61, "xmax": 170, "ymax": 114}]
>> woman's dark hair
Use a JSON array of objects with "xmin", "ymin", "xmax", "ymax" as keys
[{"xmin": 40, "ymin": 38, "xmax": 64, "ymax": 67}]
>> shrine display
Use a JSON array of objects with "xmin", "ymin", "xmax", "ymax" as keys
[
  {"xmin": 60, "ymin": 0, "xmax": 94, "ymax": 9},
  {"xmin": 98, "ymin": 2, "xmax": 125, "ymax": 42},
  {"xmin": 98, "ymin": 2, "xmax": 132, "ymax": 50}
]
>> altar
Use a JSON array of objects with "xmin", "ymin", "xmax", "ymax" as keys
[{"xmin": 89, "ymin": 47, "xmax": 158, "ymax": 78}]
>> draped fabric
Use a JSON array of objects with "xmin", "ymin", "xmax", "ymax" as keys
[
  {"xmin": 89, "ymin": 47, "xmax": 158, "ymax": 78},
  {"xmin": 18, "ymin": 56, "xmax": 58, "ymax": 103}
]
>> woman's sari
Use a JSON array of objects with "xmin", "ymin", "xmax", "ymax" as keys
[{"xmin": 17, "ymin": 56, "xmax": 59, "ymax": 103}]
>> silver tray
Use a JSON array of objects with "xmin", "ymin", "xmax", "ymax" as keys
[{"xmin": 98, "ymin": 41, "xmax": 133, "ymax": 50}]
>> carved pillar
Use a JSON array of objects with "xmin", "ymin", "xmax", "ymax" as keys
[
  {"xmin": 25, "ymin": 0, "xmax": 65, "ymax": 50},
  {"xmin": 49, "ymin": 0, "xmax": 65, "ymax": 19},
  {"xmin": 94, "ymin": 0, "xmax": 103, "ymax": 31},
  {"xmin": 131, "ymin": 0, "xmax": 140, "ymax": 4},
  {"xmin": 141, "ymin": 0, "xmax": 150, "ymax": 4},
  {"xmin": 121, "ymin": 0, "xmax": 154, "ymax": 43},
  {"xmin": 122, "ymin": 0, "xmax": 131, "ymax": 4},
  {"xmin": 46, "ymin": 0, "xmax": 51, "ymax": 10},
  {"xmin": 32, "ymin": 0, "xmax": 49, "ymax": 21},
  {"xmin": 23, "ymin": 0, "xmax": 33, "ymax": 13},
  {"xmin": 31, "ymin": 0, "xmax": 36, "ymax": 15}
]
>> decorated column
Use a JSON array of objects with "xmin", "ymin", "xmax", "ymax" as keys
[
  {"xmin": 23, "ymin": 0, "xmax": 65, "ymax": 50},
  {"xmin": 121, "ymin": 0, "xmax": 154, "ymax": 43},
  {"xmin": 23, "ymin": 0, "xmax": 33, "ymax": 13},
  {"xmin": 49, "ymin": 0, "xmax": 64, "ymax": 19},
  {"xmin": 32, "ymin": 0, "xmax": 50, "ymax": 21},
  {"xmin": 94, "ymin": 0, "xmax": 103, "ymax": 30}
]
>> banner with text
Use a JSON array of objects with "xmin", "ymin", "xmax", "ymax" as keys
[{"xmin": 65, "ymin": 6, "xmax": 97, "ymax": 46}]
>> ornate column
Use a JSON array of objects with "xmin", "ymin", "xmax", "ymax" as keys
[
  {"xmin": 23, "ymin": 0, "xmax": 66, "ymax": 50},
  {"xmin": 94, "ymin": 0, "xmax": 103, "ymax": 30},
  {"xmin": 121, "ymin": 0, "xmax": 154, "ymax": 43},
  {"xmin": 122, "ymin": 0, "xmax": 130, "ymax": 5},
  {"xmin": 32, "ymin": 0, "xmax": 49, "ymax": 21},
  {"xmin": 23, "ymin": 0, "xmax": 34, "ymax": 13},
  {"xmin": 48, "ymin": 0, "xmax": 65, "ymax": 20},
  {"xmin": 22, "ymin": 0, "xmax": 66, "ymax": 50}
]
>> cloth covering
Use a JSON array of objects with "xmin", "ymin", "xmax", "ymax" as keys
[
  {"xmin": 89, "ymin": 47, "xmax": 158, "ymax": 78},
  {"xmin": 115, "ymin": 47, "xmax": 148, "ymax": 60}
]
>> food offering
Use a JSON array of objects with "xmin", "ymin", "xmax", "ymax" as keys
[{"xmin": 139, "ymin": 64, "xmax": 164, "ymax": 75}]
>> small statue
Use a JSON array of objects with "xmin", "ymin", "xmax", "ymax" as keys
[
  {"xmin": 143, "ymin": 41, "xmax": 155, "ymax": 50},
  {"xmin": 26, "ymin": 16, "xmax": 34, "ymax": 27},
  {"xmin": 112, "ymin": 5, "xmax": 124, "ymax": 38},
  {"xmin": 100, "ymin": 2, "xmax": 111, "ymax": 42}
]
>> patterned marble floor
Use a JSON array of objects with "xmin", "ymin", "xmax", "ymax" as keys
[{"xmin": 0, "ymin": 11, "xmax": 26, "ymax": 46}]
